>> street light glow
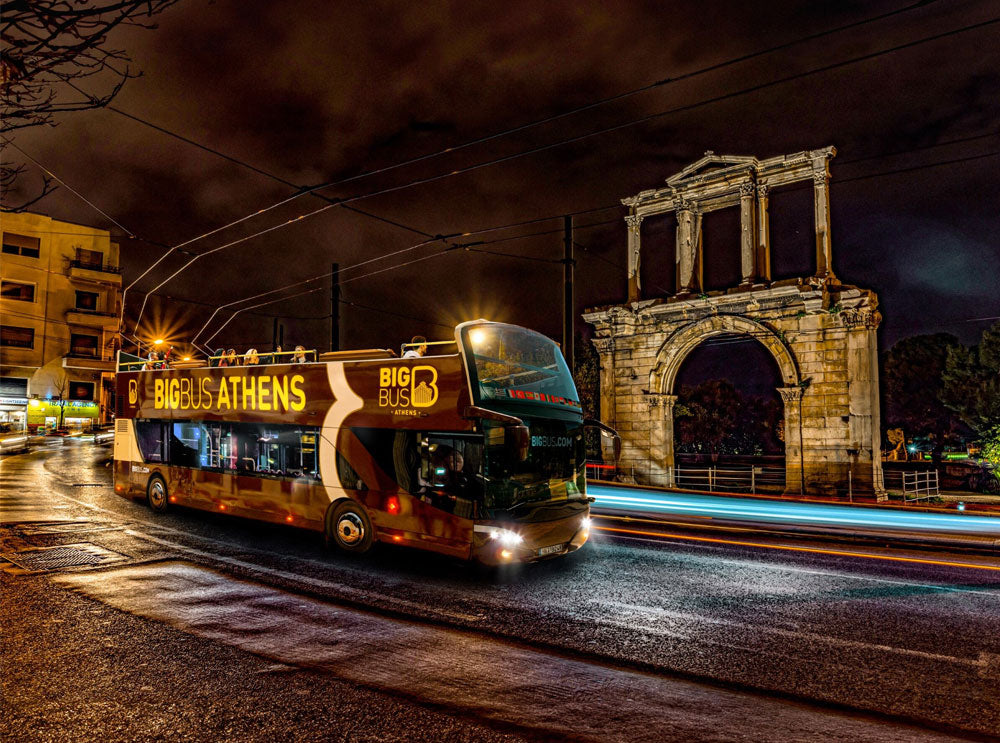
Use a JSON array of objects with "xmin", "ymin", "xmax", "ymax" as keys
[{"xmin": 154, "ymin": 339, "xmax": 164, "ymax": 345}]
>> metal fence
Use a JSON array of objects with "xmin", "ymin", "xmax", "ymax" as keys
[
  {"xmin": 587, "ymin": 461, "xmax": 786, "ymax": 494},
  {"xmin": 901, "ymin": 469, "xmax": 939, "ymax": 502}
]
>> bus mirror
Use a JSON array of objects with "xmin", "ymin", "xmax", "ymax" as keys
[
  {"xmin": 584, "ymin": 418, "xmax": 621, "ymax": 463},
  {"xmin": 507, "ymin": 424, "xmax": 530, "ymax": 462}
]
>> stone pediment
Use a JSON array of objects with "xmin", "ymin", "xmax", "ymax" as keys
[{"xmin": 665, "ymin": 151, "xmax": 758, "ymax": 187}]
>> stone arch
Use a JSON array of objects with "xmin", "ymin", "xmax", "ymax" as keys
[{"xmin": 649, "ymin": 314, "xmax": 798, "ymax": 395}]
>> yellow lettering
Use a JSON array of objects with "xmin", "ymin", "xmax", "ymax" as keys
[
  {"xmin": 242, "ymin": 375, "xmax": 256, "ymax": 410},
  {"xmin": 228, "ymin": 377, "xmax": 240, "ymax": 406},
  {"xmin": 273, "ymin": 376, "xmax": 289, "ymax": 410},
  {"xmin": 380, "ymin": 368, "xmax": 392, "ymax": 387},
  {"xmin": 180, "ymin": 378, "xmax": 191, "ymax": 409},
  {"xmin": 201, "ymin": 378, "xmax": 213, "ymax": 409},
  {"xmin": 217, "ymin": 378, "xmax": 231, "ymax": 409},
  {"xmin": 290, "ymin": 374, "xmax": 306, "ymax": 411},
  {"xmin": 379, "ymin": 388, "xmax": 390, "ymax": 407},
  {"xmin": 154, "ymin": 379, "xmax": 164, "ymax": 409},
  {"xmin": 258, "ymin": 377, "xmax": 271, "ymax": 411},
  {"xmin": 169, "ymin": 379, "xmax": 180, "ymax": 409},
  {"xmin": 398, "ymin": 367, "xmax": 410, "ymax": 387}
]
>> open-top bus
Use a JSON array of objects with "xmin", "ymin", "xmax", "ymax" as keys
[{"xmin": 113, "ymin": 321, "xmax": 597, "ymax": 564}]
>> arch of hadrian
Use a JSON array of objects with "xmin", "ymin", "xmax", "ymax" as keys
[{"xmin": 582, "ymin": 147, "xmax": 885, "ymax": 496}]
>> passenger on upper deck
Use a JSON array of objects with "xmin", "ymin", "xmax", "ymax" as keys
[
  {"xmin": 220, "ymin": 349, "xmax": 239, "ymax": 367},
  {"xmin": 291, "ymin": 345, "xmax": 308, "ymax": 363},
  {"xmin": 403, "ymin": 335, "xmax": 427, "ymax": 358},
  {"xmin": 245, "ymin": 348, "xmax": 260, "ymax": 365}
]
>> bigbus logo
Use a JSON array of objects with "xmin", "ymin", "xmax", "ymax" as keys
[
  {"xmin": 128, "ymin": 379, "xmax": 138, "ymax": 405},
  {"xmin": 379, "ymin": 365, "xmax": 438, "ymax": 412}
]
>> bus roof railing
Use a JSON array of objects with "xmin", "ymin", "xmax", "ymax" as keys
[{"xmin": 116, "ymin": 347, "xmax": 409, "ymax": 372}]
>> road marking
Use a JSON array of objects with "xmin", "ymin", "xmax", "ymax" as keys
[
  {"xmin": 52, "ymin": 562, "xmax": 964, "ymax": 743},
  {"xmin": 596, "ymin": 525, "xmax": 1000, "ymax": 573}
]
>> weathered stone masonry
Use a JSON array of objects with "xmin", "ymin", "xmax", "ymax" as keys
[{"xmin": 583, "ymin": 148, "xmax": 885, "ymax": 496}]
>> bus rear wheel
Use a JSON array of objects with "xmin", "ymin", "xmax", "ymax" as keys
[
  {"xmin": 146, "ymin": 475, "xmax": 169, "ymax": 513},
  {"xmin": 326, "ymin": 500, "xmax": 375, "ymax": 555}
]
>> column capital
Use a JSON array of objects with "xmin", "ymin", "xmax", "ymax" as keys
[
  {"xmin": 756, "ymin": 184, "xmax": 770, "ymax": 199},
  {"xmin": 777, "ymin": 386, "xmax": 804, "ymax": 404},
  {"xmin": 592, "ymin": 337, "xmax": 615, "ymax": 355},
  {"xmin": 812, "ymin": 171, "xmax": 829, "ymax": 187},
  {"xmin": 739, "ymin": 181, "xmax": 757, "ymax": 197},
  {"xmin": 624, "ymin": 214, "xmax": 643, "ymax": 232}
]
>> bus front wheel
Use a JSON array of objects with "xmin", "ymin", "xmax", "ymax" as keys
[
  {"xmin": 326, "ymin": 500, "xmax": 374, "ymax": 555},
  {"xmin": 146, "ymin": 475, "xmax": 169, "ymax": 513}
]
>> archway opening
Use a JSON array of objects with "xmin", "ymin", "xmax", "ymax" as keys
[{"xmin": 673, "ymin": 333, "xmax": 785, "ymax": 491}]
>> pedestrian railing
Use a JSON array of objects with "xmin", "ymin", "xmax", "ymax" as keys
[
  {"xmin": 901, "ymin": 469, "xmax": 939, "ymax": 502},
  {"xmin": 587, "ymin": 461, "xmax": 786, "ymax": 494}
]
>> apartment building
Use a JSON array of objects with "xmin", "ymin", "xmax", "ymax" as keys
[{"xmin": 1, "ymin": 211, "xmax": 122, "ymax": 431}]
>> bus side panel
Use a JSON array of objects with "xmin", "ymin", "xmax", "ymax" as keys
[{"xmin": 112, "ymin": 419, "xmax": 144, "ymax": 499}]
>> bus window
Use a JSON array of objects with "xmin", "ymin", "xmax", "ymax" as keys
[
  {"xmin": 134, "ymin": 420, "xmax": 167, "ymax": 463},
  {"xmin": 415, "ymin": 434, "xmax": 484, "ymax": 517},
  {"xmin": 227, "ymin": 422, "xmax": 320, "ymax": 480}
]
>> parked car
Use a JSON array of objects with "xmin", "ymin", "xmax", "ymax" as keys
[{"xmin": 0, "ymin": 423, "xmax": 30, "ymax": 454}]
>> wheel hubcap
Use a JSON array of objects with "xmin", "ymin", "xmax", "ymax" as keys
[
  {"xmin": 337, "ymin": 512, "xmax": 365, "ymax": 545},
  {"xmin": 150, "ymin": 482, "xmax": 165, "ymax": 506}
]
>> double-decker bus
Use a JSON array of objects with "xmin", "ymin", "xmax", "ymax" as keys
[{"xmin": 113, "ymin": 321, "xmax": 598, "ymax": 564}]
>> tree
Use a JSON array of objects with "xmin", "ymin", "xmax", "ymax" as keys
[
  {"xmin": 940, "ymin": 321, "xmax": 1000, "ymax": 434},
  {"xmin": 2, "ymin": 0, "xmax": 180, "ymax": 210},
  {"xmin": 573, "ymin": 332, "xmax": 601, "ymax": 458},
  {"xmin": 881, "ymin": 333, "xmax": 963, "ymax": 443}
]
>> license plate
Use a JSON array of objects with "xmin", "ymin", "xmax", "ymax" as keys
[{"xmin": 538, "ymin": 543, "xmax": 565, "ymax": 557}]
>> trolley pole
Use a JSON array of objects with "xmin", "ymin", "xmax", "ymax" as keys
[
  {"xmin": 331, "ymin": 262, "xmax": 340, "ymax": 352},
  {"xmin": 562, "ymin": 215, "xmax": 574, "ymax": 372}
]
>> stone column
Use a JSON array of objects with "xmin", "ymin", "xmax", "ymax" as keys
[
  {"xmin": 812, "ymin": 170, "xmax": 835, "ymax": 280},
  {"xmin": 739, "ymin": 182, "xmax": 757, "ymax": 285},
  {"xmin": 675, "ymin": 201, "xmax": 698, "ymax": 294},
  {"xmin": 778, "ymin": 386, "xmax": 804, "ymax": 494},
  {"xmin": 755, "ymin": 184, "xmax": 771, "ymax": 282},
  {"xmin": 693, "ymin": 210, "xmax": 704, "ymax": 294},
  {"xmin": 625, "ymin": 214, "xmax": 642, "ymax": 303},
  {"xmin": 593, "ymin": 338, "xmax": 617, "ymax": 460},
  {"xmin": 677, "ymin": 201, "xmax": 702, "ymax": 294},
  {"xmin": 661, "ymin": 394, "xmax": 678, "ymax": 487}
]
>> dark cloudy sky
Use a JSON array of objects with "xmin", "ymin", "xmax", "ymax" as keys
[{"xmin": 7, "ymin": 0, "xmax": 1000, "ymax": 359}]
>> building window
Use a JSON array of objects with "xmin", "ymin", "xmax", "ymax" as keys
[
  {"xmin": 69, "ymin": 333, "xmax": 99, "ymax": 357},
  {"xmin": 0, "ymin": 326, "xmax": 34, "ymax": 348},
  {"xmin": 0, "ymin": 281, "xmax": 35, "ymax": 302},
  {"xmin": 0, "ymin": 377, "xmax": 29, "ymax": 397},
  {"xmin": 75, "ymin": 248, "xmax": 103, "ymax": 269},
  {"xmin": 68, "ymin": 381, "xmax": 95, "ymax": 401},
  {"xmin": 75, "ymin": 291, "xmax": 99, "ymax": 311},
  {"xmin": 1, "ymin": 233, "xmax": 40, "ymax": 258}
]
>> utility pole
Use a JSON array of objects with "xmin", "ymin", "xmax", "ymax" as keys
[
  {"xmin": 271, "ymin": 317, "xmax": 278, "ymax": 351},
  {"xmin": 331, "ymin": 262, "xmax": 340, "ymax": 352},
  {"xmin": 562, "ymin": 215, "xmax": 574, "ymax": 372}
]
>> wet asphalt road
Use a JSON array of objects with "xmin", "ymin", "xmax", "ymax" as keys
[{"xmin": 2, "ymin": 442, "xmax": 999, "ymax": 742}]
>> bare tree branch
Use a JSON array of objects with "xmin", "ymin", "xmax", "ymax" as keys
[{"xmin": 1, "ymin": 0, "xmax": 181, "ymax": 209}]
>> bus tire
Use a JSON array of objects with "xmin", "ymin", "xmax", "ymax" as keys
[
  {"xmin": 326, "ymin": 500, "xmax": 375, "ymax": 555},
  {"xmin": 146, "ymin": 475, "xmax": 169, "ymax": 513}
]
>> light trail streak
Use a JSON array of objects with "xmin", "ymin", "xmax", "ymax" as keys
[
  {"xmin": 593, "ymin": 525, "xmax": 1000, "ymax": 572},
  {"xmin": 589, "ymin": 484, "xmax": 1000, "ymax": 536}
]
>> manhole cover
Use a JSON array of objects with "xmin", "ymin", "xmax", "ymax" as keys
[{"xmin": 3, "ymin": 543, "xmax": 127, "ymax": 572}]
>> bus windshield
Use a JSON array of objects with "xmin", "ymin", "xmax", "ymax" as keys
[{"xmin": 460, "ymin": 323, "xmax": 580, "ymax": 413}]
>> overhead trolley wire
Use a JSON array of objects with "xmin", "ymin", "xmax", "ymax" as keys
[{"xmin": 102, "ymin": 2, "xmax": 959, "ymax": 329}]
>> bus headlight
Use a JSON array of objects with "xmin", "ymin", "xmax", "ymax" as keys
[
  {"xmin": 580, "ymin": 517, "xmax": 591, "ymax": 531},
  {"xmin": 488, "ymin": 528, "xmax": 523, "ymax": 548}
]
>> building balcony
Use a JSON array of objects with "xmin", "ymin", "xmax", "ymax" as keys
[
  {"xmin": 65, "ymin": 309, "xmax": 119, "ymax": 330},
  {"xmin": 68, "ymin": 260, "xmax": 123, "ymax": 286},
  {"xmin": 62, "ymin": 354, "xmax": 115, "ymax": 372}
]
